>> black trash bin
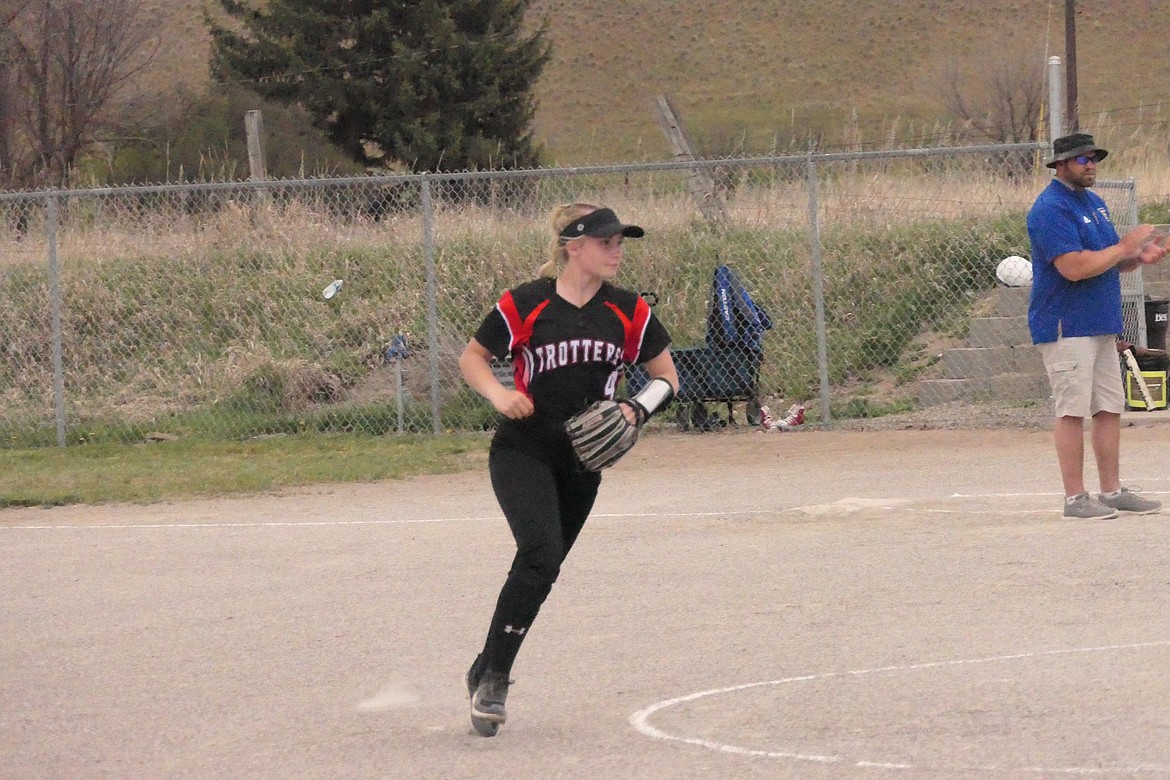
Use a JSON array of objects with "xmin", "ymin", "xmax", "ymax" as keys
[{"xmin": 1145, "ymin": 298, "xmax": 1169, "ymax": 352}]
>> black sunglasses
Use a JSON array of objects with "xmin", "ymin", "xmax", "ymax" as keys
[{"xmin": 1073, "ymin": 154, "xmax": 1099, "ymax": 165}]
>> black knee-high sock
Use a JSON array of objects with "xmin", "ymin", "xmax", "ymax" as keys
[{"xmin": 481, "ymin": 575, "xmax": 552, "ymax": 676}]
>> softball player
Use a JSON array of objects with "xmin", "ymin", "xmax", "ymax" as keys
[{"xmin": 458, "ymin": 202, "xmax": 679, "ymax": 736}]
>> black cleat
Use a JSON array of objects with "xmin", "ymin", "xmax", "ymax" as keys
[{"xmin": 469, "ymin": 672, "xmax": 511, "ymax": 738}]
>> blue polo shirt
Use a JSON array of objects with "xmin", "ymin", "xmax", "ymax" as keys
[{"xmin": 1026, "ymin": 179, "xmax": 1123, "ymax": 344}]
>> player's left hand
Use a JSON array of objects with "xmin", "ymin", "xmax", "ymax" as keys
[
  {"xmin": 564, "ymin": 400, "xmax": 640, "ymax": 471},
  {"xmin": 618, "ymin": 401, "xmax": 639, "ymax": 426}
]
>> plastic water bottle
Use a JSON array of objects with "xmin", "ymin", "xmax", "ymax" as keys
[{"xmin": 322, "ymin": 279, "xmax": 344, "ymax": 300}]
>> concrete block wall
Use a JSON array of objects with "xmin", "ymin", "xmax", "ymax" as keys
[
  {"xmin": 916, "ymin": 254, "xmax": 1170, "ymax": 409},
  {"xmin": 918, "ymin": 286, "xmax": 1048, "ymax": 407}
]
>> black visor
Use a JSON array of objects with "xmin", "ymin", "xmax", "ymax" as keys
[{"xmin": 559, "ymin": 208, "xmax": 644, "ymax": 240}]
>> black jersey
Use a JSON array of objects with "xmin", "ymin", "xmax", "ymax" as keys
[{"xmin": 474, "ymin": 278, "xmax": 671, "ymax": 425}]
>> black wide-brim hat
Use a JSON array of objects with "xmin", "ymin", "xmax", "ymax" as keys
[
  {"xmin": 558, "ymin": 208, "xmax": 645, "ymax": 240},
  {"xmin": 1046, "ymin": 132, "xmax": 1109, "ymax": 168}
]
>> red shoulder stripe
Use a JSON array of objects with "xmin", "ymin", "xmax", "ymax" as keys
[
  {"xmin": 497, "ymin": 291, "xmax": 550, "ymax": 352},
  {"xmin": 496, "ymin": 291, "xmax": 550, "ymax": 396},
  {"xmin": 605, "ymin": 296, "xmax": 651, "ymax": 363}
]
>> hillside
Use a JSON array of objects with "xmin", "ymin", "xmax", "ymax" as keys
[{"xmin": 142, "ymin": 0, "xmax": 1170, "ymax": 165}]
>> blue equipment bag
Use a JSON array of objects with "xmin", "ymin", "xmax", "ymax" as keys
[{"xmin": 708, "ymin": 264, "xmax": 772, "ymax": 352}]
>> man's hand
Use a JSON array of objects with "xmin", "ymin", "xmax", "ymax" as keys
[
  {"xmin": 1119, "ymin": 224, "xmax": 1157, "ymax": 257},
  {"xmin": 1115, "ymin": 225, "xmax": 1163, "ymax": 273},
  {"xmin": 1138, "ymin": 231, "xmax": 1170, "ymax": 266}
]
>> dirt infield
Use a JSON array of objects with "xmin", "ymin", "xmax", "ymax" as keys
[{"xmin": 4, "ymin": 422, "xmax": 1170, "ymax": 779}]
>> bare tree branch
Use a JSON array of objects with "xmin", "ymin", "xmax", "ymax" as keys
[
  {"xmin": 0, "ymin": 0, "xmax": 159, "ymax": 187},
  {"xmin": 939, "ymin": 49, "xmax": 1046, "ymax": 144},
  {"xmin": 0, "ymin": 1, "xmax": 38, "ymax": 180}
]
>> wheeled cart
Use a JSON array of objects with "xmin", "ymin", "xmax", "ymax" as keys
[{"xmin": 627, "ymin": 264, "xmax": 771, "ymax": 430}]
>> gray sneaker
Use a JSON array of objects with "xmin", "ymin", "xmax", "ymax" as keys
[
  {"xmin": 470, "ymin": 671, "xmax": 511, "ymax": 737},
  {"xmin": 1097, "ymin": 487, "xmax": 1162, "ymax": 515},
  {"xmin": 1063, "ymin": 492, "xmax": 1119, "ymax": 519}
]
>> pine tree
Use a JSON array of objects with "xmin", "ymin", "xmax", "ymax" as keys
[{"xmin": 207, "ymin": 0, "xmax": 550, "ymax": 173}]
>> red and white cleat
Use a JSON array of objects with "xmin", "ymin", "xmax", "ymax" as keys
[
  {"xmin": 781, "ymin": 404, "xmax": 805, "ymax": 428},
  {"xmin": 758, "ymin": 403, "xmax": 805, "ymax": 431}
]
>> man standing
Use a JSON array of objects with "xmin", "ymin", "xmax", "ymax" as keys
[{"xmin": 1027, "ymin": 132, "xmax": 1169, "ymax": 519}]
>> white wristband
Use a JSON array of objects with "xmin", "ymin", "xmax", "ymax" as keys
[{"xmin": 628, "ymin": 377, "xmax": 675, "ymax": 425}]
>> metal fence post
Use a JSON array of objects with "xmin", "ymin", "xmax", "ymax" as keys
[
  {"xmin": 1047, "ymin": 56, "xmax": 1065, "ymax": 143},
  {"xmin": 805, "ymin": 152, "xmax": 831, "ymax": 424},
  {"xmin": 47, "ymin": 193, "xmax": 66, "ymax": 447},
  {"xmin": 1115, "ymin": 179, "xmax": 1146, "ymax": 346},
  {"xmin": 420, "ymin": 175, "xmax": 442, "ymax": 435}
]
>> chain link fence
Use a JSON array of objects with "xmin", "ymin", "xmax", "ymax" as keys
[{"xmin": 0, "ymin": 142, "xmax": 1150, "ymax": 447}]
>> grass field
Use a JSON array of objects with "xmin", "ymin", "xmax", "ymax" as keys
[{"xmin": 0, "ymin": 433, "xmax": 490, "ymax": 506}]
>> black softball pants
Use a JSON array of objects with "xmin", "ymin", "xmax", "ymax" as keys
[{"xmin": 477, "ymin": 428, "xmax": 602, "ymax": 676}]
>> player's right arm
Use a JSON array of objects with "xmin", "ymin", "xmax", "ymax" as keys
[{"xmin": 459, "ymin": 338, "xmax": 535, "ymax": 420}]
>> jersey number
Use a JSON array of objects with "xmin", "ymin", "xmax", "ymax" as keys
[{"xmin": 604, "ymin": 368, "xmax": 622, "ymax": 399}]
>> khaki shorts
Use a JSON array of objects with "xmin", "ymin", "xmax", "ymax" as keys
[{"xmin": 1039, "ymin": 335, "xmax": 1125, "ymax": 418}]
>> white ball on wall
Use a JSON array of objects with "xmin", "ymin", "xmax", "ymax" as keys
[{"xmin": 996, "ymin": 256, "xmax": 1032, "ymax": 287}]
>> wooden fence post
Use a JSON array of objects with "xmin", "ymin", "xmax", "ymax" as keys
[
  {"xmin": 245, "ymin": 109, "xmax": 270, "ymax": 206},
  {"xmin": 654, "ymin": 94, "xmax": 727, "ymax": 226}
]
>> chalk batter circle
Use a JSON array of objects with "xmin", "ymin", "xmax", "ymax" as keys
[{"xmin": 630, "ymin": 642, "xmax": 1170, "ymax": 775}]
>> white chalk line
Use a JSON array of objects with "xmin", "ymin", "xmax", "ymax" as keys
[
  {"xmin": 951, "ymin": 490, "xmax": 1169, "ymax": 497},
  {"xmin": 629, "ymin": 641, "xmax": 1170, "ymax": 775},
  {"xmin": 2, "ymin": 515, "xmax": 498, "ymax": 531},
  {"xmin": 0, "ymin": 508, "xmax": 769, "ymax": 531},
  {"xmin": 3, "ymin": 488, "xmax": 1165, "ymax": 530}
]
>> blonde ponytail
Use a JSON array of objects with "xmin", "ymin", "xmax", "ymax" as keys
[{"xmin": 540, "ymin": 202, "xmax": 601, "ymax": 278}]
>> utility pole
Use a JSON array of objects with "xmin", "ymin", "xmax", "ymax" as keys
[{"xmin": 1065, "ymin": 0, "xmax": 1079, "ymax": 132}]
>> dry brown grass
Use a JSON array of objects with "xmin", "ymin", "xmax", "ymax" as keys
[
  {"xmin": 4, "ymin": 138, "xmax": 1168, "ymax": 274},
  {"xmin": 141, "ymin": 1, "xmax": 1170, "ymax": 165}
]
